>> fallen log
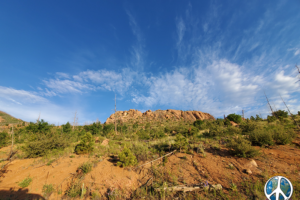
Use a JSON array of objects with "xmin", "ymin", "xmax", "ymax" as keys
[{"xmin": 154, "ymin": 185, "xmax": 201, "ymax": 192}]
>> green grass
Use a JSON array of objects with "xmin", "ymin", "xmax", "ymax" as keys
[
  {"xmin": 18, "ymin": 177, "xmax": 32, "ymax": 188},
  {"xmin": 42, "ymin": 184, "xmax": 55, "ymax": 198}
]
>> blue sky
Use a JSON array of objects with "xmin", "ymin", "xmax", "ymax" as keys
[{"xmin": 0, "ymin": 0, "xmax": 300, "ymax": 125}]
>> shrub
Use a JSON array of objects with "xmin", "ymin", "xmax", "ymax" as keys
[
  {"xmin": 103, "ymin": 124, "xmax": 114, "ymax": 136},
  {"xmin": 255, "ymin": 114, "xmax": 263, "ymax": 121},
  {"xmin": 267, "ymin": 115, "xmax": 277, "ymax": 123},
  {"xmin": 239, "ymin": 122, "xmax": 257, "ymax": 133},
  {"xmin": 272, "ymin": 127, "xmax": 296, "ymax": 145},
  {"xmin": 117, "ymin": 147, "xmax": 137, "ymax": 167},
  {"xmin": 193, "ymin": 120, "xmax": 205, "ymax": 129},
  {"xmin": 214, "ymin": 118, "xmax": 224, "ymax": 126},
  {"xmin": 224, "ymin": 118, "xmax": 232, "ymax": 126},
  {"xmin": 205, "ymin": 126, "xmax": 224, "ymax": 137},
  {"xmin": 137, "ymin": 130, "xmax": 150, "ymax": 140},
  {"xmin": 227, "ymin": 114, "xmax": 242, "ymax": 124},
  {"xmin": 0, "ymin": 131, "xmax": 9, "ymax": 148},
  {"xmin": 185, "ymin": 126, "xmax": 199, "ymax": 137},
  {"xmin": 22, "ymin": 133, "xmax": 70, "ymax": 158},
  {"xmin": 75, "ymin": 132, "xmax": 95, "ymax": 154},
  {"xmin": 18, "ymin": 177, "xmax": 33, "ymax": 188},
  {"xmin": 247, "ymin": 129, "xmax": 274, "ymax": 146},
  {"xmin": 225, "ymin": 126, "xmax": 242, "ymax": 135},
  {"xmin": 66, "ymin": 180, "xmax": 82, "ymax": 198},
  {"xmin": 274, "ymin": 110, "xmax": 288, "ymax": 118},
  {"xmin": 78, "ymin": 162, "xmax": 93, "ymax": 174},
  {"xmin": 42, "ymin": 184, "xmax": 55, "ymax": 198},
  {"xmin": 226, "ymin": 137, "xmax": 260, "ymax": 158},
  {"xmin": 250, "ymin": 116, "xmax": 255, "ymax": 121},
  {"xmin": 131, "ymin": 143, "xmax": 149, "ymax": 162},
  {"xmin": 298, "ymin": 111, "xmax": 300, "ymax": 116},
  {"xmin": 62, "ymin": 122, "xmax": 72, "ymax": 134},
  {"xmin": 173, "ymin": 134, "xmax": 189, "ymax": 152},
  {"xmin": 26, "ymin": 119, "xmax": 52, "ymax": 134}
]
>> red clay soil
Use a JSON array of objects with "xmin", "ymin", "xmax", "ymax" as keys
[{"xmin": 1, "ymin": 140, "xmax": 300, "ymax": 199}]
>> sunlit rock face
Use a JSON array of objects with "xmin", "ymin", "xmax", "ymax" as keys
[{"xmin": 105, "ymin": 109, "xmax": 215, "ymax": 124}]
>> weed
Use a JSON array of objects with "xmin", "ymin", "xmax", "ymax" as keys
[
  {"xmin": 18, "ymin": 177, "xmax": 32, "ymax": 188},
  {"xmin": 69, "ymin": 155, "xmax": 75, "ymax": 158},
  {"xmin": 230, "ymin": 182, "xmax": 238, "ymax": 191},
  {"xmin": 78, "ymin": 162, "xmax": 93, "ymax": 174},
  {"xmin": 42, "ymin": 184, "xmax": 55, "ymax": 198}
]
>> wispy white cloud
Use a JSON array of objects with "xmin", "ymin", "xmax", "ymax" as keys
[
  {"xmin": 0, "ymin": 86, "xmax": 48, "ymax": 104},
  {"xmin": 126, "ymin": 9, "xmax": 145, "ymax": 70},
  {"xmin": 43, "ymin": 79, "xmax": 96, "ymax": 94},
  {"xmin": 56, "ymin": 72, "xmax": 70, "ymax": 79}
]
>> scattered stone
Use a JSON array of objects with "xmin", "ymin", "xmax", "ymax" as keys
[
  {"xmin": 210, "ymin": 184, "xmax": 222, "ymax": 191},
  {"xmin": 101, "ymin": 139, "xmax": 109, "ymax": 146},
  {"xmin": 243, "ymin": 169, "xmax": 252, "ymax": 175},
  {"xmin": 249, "ymin": 159, "xmax": 258, "ymax": 167}
]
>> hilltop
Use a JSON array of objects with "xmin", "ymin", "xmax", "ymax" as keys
[
  {"xmin": 0, "ymin": 111, "xmax": 24, "ymax": 126},
  {"xmin": 105, "ymin": 109, "xmax": 215, "ymax": 124}
]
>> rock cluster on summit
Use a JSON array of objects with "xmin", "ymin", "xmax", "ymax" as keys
[{"xmin": 105, "ymin": 109, "xmax": 215, "ymax": 124}]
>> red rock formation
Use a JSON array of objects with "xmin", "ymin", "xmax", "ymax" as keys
[{"xmin": 105, "ymin": 109, "xmax": 215, "ymax": 124}]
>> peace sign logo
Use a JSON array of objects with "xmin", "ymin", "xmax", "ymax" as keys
[{"xmin": 264, "ymin": 176, "xmax": 293, "ymax": 200}]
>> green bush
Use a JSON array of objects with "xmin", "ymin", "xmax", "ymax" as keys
[
  {"xmin": 62, "ymin": 122, "xmax": 72, "ymax": 134},
  {"xmin": 272, "ymin": 127, "xmax": 296, "ymax": 145},
  {"xmin": 42, "ymin": 184, "xmax": 55, "ymax": 198},
  {"xmin": 225, "ymin": 126, "xmax": 242, "ymax": 135},
  {"xmin": 255, "ymin": 114, "xmax": 263, "ymax": 121},
  {"xmin": 78, "ymin": 162, "xmax": 93, "ymax": 174},
  {"xmin": 66, "ymin": 180, "xmax": 82, "ymax": 197},
  {"xmin": 226, "ymin": 137, "xmax": 260, "ymax": 158},
  {"xmin": 298, "ymin": 111, "xmax": 300, "ymax": 116},
  {"xmin": 193, "ymin": 120, "xmax": 205, "ymax": 129},
  {"xmin": 227, "ymin": 114, "xmax": 242, "ymax": 123},
  {"xmin": 26, "ymin": 119, "xmax": 52, "ymax": 134},
  {"xmin": 204, "ymin": 126, "xmax": 225, "ymax": 137},
  {"xmin": 131, "ymin": 143, "xmax": 149, "ymax": 162},
  {"xmin": 0, "ymin": 131, "xmax": 10, "ymax": 148},
  {"xmin": 137, "ymin": 130, "xmax": 150, "ymax": 140},
  {"xmin": 103, "ymin": 124, "xmax": 114, "ymax": 136},
  {"xmin": 247, "ymin": 129, "xmax": 274, "ymax": 146},
  {"xmin": 267, "ymin": 115, "xmax": 277, "ymax": 123},
  {"xmin": 274, "ymin": 110, "xmax": 288, "ymax": 118},
  {"xmin": 173, "ymin": 134, "xmax": 189, "ymax": 152},
  {"xmin": 224, "ymin": 118, "xmax": 232, "ymax": 126},
  {"xmin": 184, "ymin": 126, "xmax": 199, "ymax": 137},
  {"xmin": 22, "ymin": 133, "xmax": 70, "ymax": 158},
  {"xmin": 214, "ymin": 118, "xmax": 224, "ymax": 126},
  {"xmin": 84, "ymin": 122, "xmax": 103, "ymax": 135},
  {"xmin": 117, "ymin": 147, "xmax": 137, "ymax": 167},
  {"xmin": 75, "ymin": 132, "xmax": 95, "ymax": 154},
  {"xmin": 239, "ymin": 122, "xmax": 257, "ymax": 133}
]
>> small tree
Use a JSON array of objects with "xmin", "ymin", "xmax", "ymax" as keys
[
  {"xmin": 227, "ymin": 114, "xmax": 242, "ymax": 123},
  {"xmin": 174, "ymin": 134, "xmax": 188, "ymax": 152},
  {"xmin": 273, "ymin": 110, "xmax": 288, "ymax": 118},
  {"xmin": 117, "ymin": 146, "xmax": 137, "ymax": 167},
  {"xmin": 267, "ymin": 115, "xmax": 276, "ymax": 123},
  {"xmin": 75, "ymin": 132, "xmax": 95, "ymax": 154}
]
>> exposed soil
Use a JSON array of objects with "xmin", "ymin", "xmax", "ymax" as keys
[{"xmin": 1, "ymin": 139, "xmax": 300, "ymax": 200}]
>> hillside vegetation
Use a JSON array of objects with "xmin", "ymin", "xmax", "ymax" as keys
[
  {"xmin": 0, "ymin": 110, "xmax": 300, "ymax": 199},
  {"xmin": 0, "ymin": 111, "xmax": 25, "ymax": 126}
]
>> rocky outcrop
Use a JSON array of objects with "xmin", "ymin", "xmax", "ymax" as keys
[{"xmin": 105, "ymin": 109, "xmax": 215, "ymax": 124}]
